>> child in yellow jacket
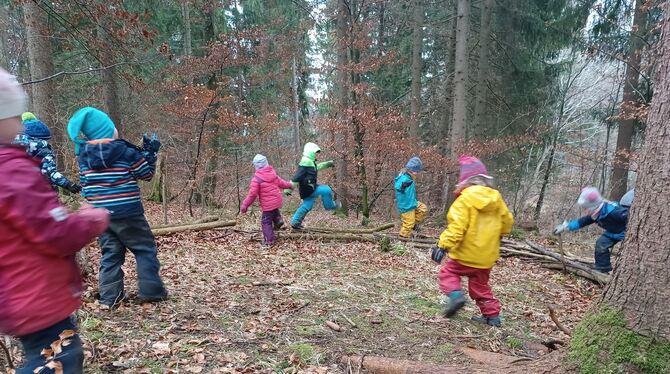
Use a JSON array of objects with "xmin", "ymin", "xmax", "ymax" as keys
[{"xmin": 430, "ymin": 156, "xmax": 514, "ymax": 327}]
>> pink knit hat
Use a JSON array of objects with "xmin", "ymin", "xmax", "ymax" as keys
[{"xmin": 458, "ymin": 155, "xmax": 491, "ymax": 184}]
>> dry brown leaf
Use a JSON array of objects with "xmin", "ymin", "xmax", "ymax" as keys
[{"xmin": 58, "ymin": 330, "xmax": 75, "ymax": 340}]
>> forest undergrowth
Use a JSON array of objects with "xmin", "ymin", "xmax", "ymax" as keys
[{"xmin": 3, "ymin": 205, "xmax": 601, "ymax": 373}]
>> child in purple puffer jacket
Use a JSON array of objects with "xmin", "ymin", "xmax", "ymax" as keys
[{"xmin": 240, "ymin": 154, "xmax": 294, "ymax": 246}]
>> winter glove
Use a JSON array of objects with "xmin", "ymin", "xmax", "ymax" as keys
[
  {"xmin": 142, "ymin": 133, "xmax": 162, "ymax": 153},
  {"xmin": 317, "ymin": 160, "xmax": 334, "ymax": 170},
  {"xmin": 77, "ymin": 204, "xmax": 110, "ymax": 235},
  {"xmin": 283, "ymin": 189, "xmax": 293, "ymax": 196},
  {"xmin": 68, "ymin": 183, "xmax": 82, "ymax": 194},
  {"xmin": 430, "ymin": 246, "xmax": 446, "ymax": 264},
  {"xmin": 553, "ymin": 220, "xmax": 569, "ymax": 235}
]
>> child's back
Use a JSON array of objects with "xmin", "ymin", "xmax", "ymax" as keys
[
  {"xmin": 78, "ymin": 139, "xmax": 154, "ymax": 218},
  {"xmin": 439, "ymin": 185, "xmax": 513, "ymax": 269}
]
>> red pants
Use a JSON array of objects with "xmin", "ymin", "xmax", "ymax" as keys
[{"xmin": 439, "ymin": 259, "xmax": 501, "ymax": 317}]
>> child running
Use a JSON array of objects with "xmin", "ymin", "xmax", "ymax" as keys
[
  {"xmin": 14, "ymin": 112, "xmax": 81, "ymax": 193},
  {"xmin": 0, "ymin": 67, "xmax": 109, "ymax": 373},
  {"xmin": 431, "ymin": 155, "xmax": 514, "ymax": 327},
  {"xmin": 394, "ymin": 157, "xmax": 427, "ymax": 237},
  {"xmin": 240, "ymin": 154, "xmax": 294, "ymax": 246},
  {"xmin": 67, "ymin": 107, "xmax": 168, "ymax": 308},
  {"xmin": 290, "ymin": 142, "xmax": 341, "ymax": 230}
]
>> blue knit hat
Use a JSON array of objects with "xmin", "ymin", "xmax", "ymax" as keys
[
  {"xmin": 67, "ymin": 107, "xmax": 117, "ymax": 154},
  {"xmin": 405, "ymin": 157, "xmax": 423, "ymax": 173},
  {"xmin": 22, "ymin": 112, "xmax": 52, "ymax": 140}
]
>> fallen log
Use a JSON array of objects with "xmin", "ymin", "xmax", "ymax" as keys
[
  {"xmin": 340, "ymin": 355, "xmax": 464, "ymax": 374},
  {"xmin": 542, "ymin": 262, "xmax": 609, "ymax": 284},
  {"xmin": 279, "ymin": 231, "xmax": 378, "ymax": 243},
  {"xmin": 524, "ymin": 240, "xmax": 608, "ymax": 282},
  {"xmin": 152, "ymin": 220, "xmax": 237, "ymax": 236},
  {"xmin": 151, "ymin": 215, "xmax": 221, "ymax": 230},
  {"xmin": 302, "ymin": 222, "xmax": 395, "ymax": 234}
]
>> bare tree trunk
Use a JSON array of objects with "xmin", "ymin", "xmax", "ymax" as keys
[
  {"xmin": 377, "ymin": 1, "xmax": 385, "ymax": 56},
  {"xmin": 534, "ymin": 134, "xmax": 558, "ymax": 222},
  {"xmin": 409, "ymin": 0, "xmax": 424, "ymax": 139},
  {"xmin": 181, "ymin": 0, "xmax": 192, "ymax": 56},
  {"xmin": 0, "ymin": 4, "xmax": 10, "ymax": 69},
  {"xmin": 609, "ymin": 0, "xmax": 648, "ymax": 201},
  {"xmin": 450, "ymin": 0, "xmax": 469, "ymax": 159},
  {"xmin": 602, "ymin": 8, "xmax": 670, "ymax": 339},
  {"xmin": 437, "ymin": 0, "xmax": 456, "ymax": 213},
  {"xmin": 473, "ymin": 0, "xmax": 493, "ymax": 135},
  {"xmin": 97, "ymin": 17, "xmax": 122, "ymax": 132},
  {"xmin": 335, "ymin": 0, "xmax": 350, "ymax": 211},
  {"xmin": 291, "ymin": 57, "xmax": 301, "ymax": 155},
  {"xmin": 23, "ymin": 1, "xmax": 59, "ymax": 144},
  {"xmin": 445, "ymin": 0, "xmax": 470, "ymax": 209}
]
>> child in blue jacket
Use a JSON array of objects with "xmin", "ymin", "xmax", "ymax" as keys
[
  {"xmin": 14, "ymin": 112, "xmax": 81, "ymax": 193},
  {"xmin": 67, "ymin": 107, "xmax": 168, "ymax": 308},
  {"xmin": 394, "ymin": 157, "xmax": 427, "ymax": 237},
  {"xmin": 553, "ymin": 187, "xmax": 628, "ymax": 273}
]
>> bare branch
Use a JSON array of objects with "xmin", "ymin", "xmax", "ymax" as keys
[{"xmin": 21, "ymin": 62, "xmax": 132, "ymax": 85}]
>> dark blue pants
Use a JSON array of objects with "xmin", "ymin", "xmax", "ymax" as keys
[
  {"xmin": 18, "ymin": 317, "xmax": 83, "ymax": 374},
  {"xmin": 98, "ymin": 215, "xmax": 167, "ymax": 306},
  {"xmin": 594, "ymin": 234, "xmax": 619, "ymax": 273}
]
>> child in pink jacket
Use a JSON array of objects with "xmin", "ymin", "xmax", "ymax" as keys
[{"xmin": 240, "ymin": 154, "xmax": 293, "ymax": 246}]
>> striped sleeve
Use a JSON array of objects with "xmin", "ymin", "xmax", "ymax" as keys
[{"xmin": 128, "ymin": 148, "xmax": 155, "ymax": 181}]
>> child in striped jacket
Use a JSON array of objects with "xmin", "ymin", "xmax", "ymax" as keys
[{"xmin": 67, "ymin": 107, "xmax": 168, "ymax": 308}]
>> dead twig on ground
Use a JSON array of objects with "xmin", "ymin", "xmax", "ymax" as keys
[
  {"xmin": 548, "ymin": 306, "xmax": 572, "ymax": 336},
  {"xmin": 0, "ymin": 337, "xmax": 14, "ymax": 370}
]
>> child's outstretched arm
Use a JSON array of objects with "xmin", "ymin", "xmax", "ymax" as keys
[
  {"xmin": 0, "ymin": 159, "xmax": 107, "ymax": 257},
  {"xmin": 39, "ymin": 153, "xmax": 81, "ymax": 193},
  {"xmin": 316, "ymin": 160, "xmax": 334, "ymax": 171},
  {"xmin": 277, "ymin": 176, "xmax": 294, "ymax": 190}
]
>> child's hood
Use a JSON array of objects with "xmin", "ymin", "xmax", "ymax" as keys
[
  {"xmin": 255, "ymin": 165, "xmax": 279, "ymax": 183},
  {"xmin": 79, "ymin": 139, "xmax": 131, "ymax": 170},
  {"xmin": 460, "ymin": 185, "xmax": 503, "ymax": 212},
  {"xmin": 299, "ymin": 142, "xmax": 321, "ymax": 167}
]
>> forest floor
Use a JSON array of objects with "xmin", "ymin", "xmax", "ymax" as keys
[{"xmin": 3, "ymin": 204, "xmax": 603, "ymax": 373}]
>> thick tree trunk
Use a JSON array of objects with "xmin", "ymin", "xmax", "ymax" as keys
[
  {"xmin": 409, "ymin": 0, "xmax": 424, "ymax": 139},
  {"xmin": 609, "ymin": 0, "xmax": 648, "ymax": 201},
  {"xmin": 335, "ymin": 0, "xmax": 350, "ymax": 211},
  {"xmin": 181, "ymin": 0, "xmax": 192, "ymax": 56},
  {"xmin": 23, "ymin": 1, "xmax": 59, "ymax": 144},
  {"xmin": 602, "ymin": 7, "xmax": 670, "ymax": 340},
  {"xmin": 450, "ymin": 0, "xmax": 469, "ymax": 159},
  {"xmin": 97, "ymin": 17, "xmax": 122, "ymax": 131},
  {"xmin": 437, "ymin": 0, "xmax": 456, "ymax": 213},
  {"xmin": 472, "ymin": 0, "xmax": 493, "ymax": 135}
]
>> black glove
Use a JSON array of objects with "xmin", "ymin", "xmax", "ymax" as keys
[
  {"xmin": 431, "ymin": 246, "xmax": 446, "ymax": 264},
  {"xmin": 68, "ymin": 183, "xmax": 82, "ymax": 194},
  {"xmin": 142, "ymin": 133, "xmax": 161, "ymax": 153}
]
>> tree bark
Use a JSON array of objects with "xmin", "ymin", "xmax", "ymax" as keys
[
  {"xmin": 602, "ymin": 5, "xmax": 670, "ymax": 340},
  {"xmin": 181, "ymin": 0, "xmax": 192, "ymax": 56},
  {"xmin": 335, "ymin": 0, "xmax": 350, "ymax": 211},
  {"xmin": 23, "ymin": 1, "xmax": 59, "ymax": 145},
  {"xmin": 609, "ymin": 0, "xmax": 648, "ymax": 201},
  {"xmin": 472, "ymin": 0, "xmax": 493, "ymax": 135},
  {"xmin": 97, "ymin": 14, "xmax": 122, "ymax": 132},
  {"xmin": 409, "ymin": 0, "xmax": 424, "ymax": 139},
  {"xmin": 0, "ymin": 3, "xmax": 10, "ymax": 69},
  {"xmin": 450, "ymin": 0, "xmax": 469, "ymax": 158},
  {"xmin": 291, "ymin": 56, "xmax": 301, "ymax": 155}
]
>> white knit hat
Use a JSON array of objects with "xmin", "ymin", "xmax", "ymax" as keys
[
  {"xmin": 0, "ymin": 68, "xmax": 27, "ymax": 120},
  {"xmin": 253, "ymin": 154, "xmax": 268, "ymax": 170},
  {"xmin": 577, "ymin": 186, "xmax": 604, "ymax": 213}
]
